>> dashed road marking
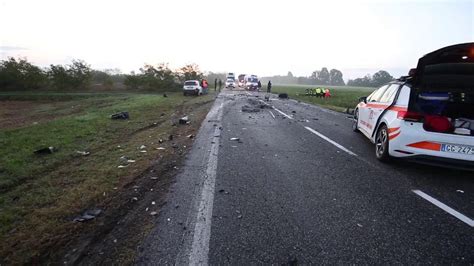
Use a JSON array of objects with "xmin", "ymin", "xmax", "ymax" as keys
[
  {"xmin": 304, "ymin": 126, "xmax": 357, "ymax": 156},
  {"xmin": 412, "ymin": 190, "xmax": 474, "ymax": 227},
  {"xmin": 272, "ymin": 107, "xmax": 293, "ymax": 120}
]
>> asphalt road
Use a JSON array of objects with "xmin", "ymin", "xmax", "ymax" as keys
[{"xmin": 137, "ymin": 89, "xmax": 473, "ymax": 264}]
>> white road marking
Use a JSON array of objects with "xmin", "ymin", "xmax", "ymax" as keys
[
  {"xmin": 272, "ymin": 107, "xmax": 294, "ymax": 120},
  {"xmin": 269, "ymin": 110, "xmax": 276, "ymax": 119},
  {"xmin": 304, "ymin": 126, "xmax": 357, "ymax": 156},
  {"xmin": 188, "ymin": 102, "xmax": 224, "ymax": 265},
  {"xmin": 412, "ymin": 190, "xmax": 474, "ymax": 227}
]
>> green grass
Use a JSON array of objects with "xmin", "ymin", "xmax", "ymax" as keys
[
  {"xmin": 272, "ymin": 84, "xmax": 375, "ymax": 112},
  {"xmin": 0, "ymin": 91, "xmax": 215, "ymax": 263}
]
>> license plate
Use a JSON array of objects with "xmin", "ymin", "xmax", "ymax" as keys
[{"xmin": 441, "ymin": 144, "xmax": 474, "ymax": 155}]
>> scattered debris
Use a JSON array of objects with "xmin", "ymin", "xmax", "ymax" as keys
[
  {"xmin": 73, "ymin": 208, "xmax": 103, "ymax": 222},
  {"xmin": 187, "ymin": 134, "xmax": 194, "ymax": 139},
  {"xmin": 34, "ymin": 146, "xmax": 57, "ymax": 155},
  {"xmin": 140, "ymin": 150, "xmax": 147, "ymax": 153},
  {"xmin": 156, "ymin": 147, "xmax": 166, "ymax": 150},
  {"xmin": 151, "ymin": 201, "xmax": 156, "ymax": 205},
  {"xmin": 237, "ymin": 215, "xmax": 243, "ymax": 219},
  {"xmin": 131, "ymin": 197, "xmax": 138, "ymax": 202},
  {"xmin": 75, "ymin": 150, "xmax": 90, "ymax": 156},
  {"xmin": 139, "ymin": 145, "xmax": 146, "ymax": 150},
  {"xmin": 456, "ymin": 190, "xmax": 465, "ymax": 193},
  {"xmin": 278, "ymin": 93, "xmax": 289, "ymax": 99},
  {"xmin": 163, "ymin": 93, "xmax": 168, "ymax": 98},
  {"xmin": 179, "ymin": 116, "xmax": 189, "ymax": 125},
  {"xmin": 127, "ymin": 159, "xmax": 136, "ymax": 163},
  {"xmin": 241, "ymin": 105, "xmax": 260, "ymax": 113},
  {"xmin": 117, "ymin": 165, "xmax": 128, "ymax": 168},
  {"xmin": 291, "ymin": 110, "xmax": 296, "ymax": 114},
  {"xmin": 150, "ymin": 176, "xmax": 158, "ymax": 180},
  {"xmin": 150, "ymin": 211, "xmax": 158, "ymax": 216},
  {"xmin": 357, "ymin": 223, "xmax": 363, "ymax": 228},
  {"xmin": 111, "ymin": 111, "xmax": 129, "ymax": 120},
  {"xmin": 230, "ymin": 138, "xmax": 240, "ymax": 141}
]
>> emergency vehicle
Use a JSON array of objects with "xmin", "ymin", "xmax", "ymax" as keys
[{"xmin": 353, "ymin": 43, "xmax": 474, "ymax": 169}]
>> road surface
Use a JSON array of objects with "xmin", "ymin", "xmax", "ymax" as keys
[{"xmin": 138, "ymin": 89, "xmax": 473, "ymax": 264}]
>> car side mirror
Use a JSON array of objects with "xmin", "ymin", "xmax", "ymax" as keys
[{"xmin": 359, "ymin": 96, "xmax": 367, "ymax": 103}]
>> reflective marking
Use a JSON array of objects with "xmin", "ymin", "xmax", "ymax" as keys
[
  {"xmin": 413, "ymin": 190, "xmax": 474, "ymax": 227},
  {"xmin": 407, "ymin": 141, "xmax": 441, "ymax": 151},
  {"xmin": 188, "ymin": 102, "xmax": 224, "ymax": 264},
  {"xmin": 269, "ymin": 110, "xmax": 276, "ymax": 119},
  {"xmin": 273, "ymin": 107, "xmax": 293, "ymax": 120},
  {"xmin": 304, "ymin": 126, "xmax": 357, "ymax": 156}
]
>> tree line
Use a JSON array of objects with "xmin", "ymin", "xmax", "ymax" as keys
[
  {"xmin": 0, "ymin": 57, "xmax": 205, "ymax": 92},
  {"xmin": 346, "ymin": 70, "xmax": 394, "ymax": 87},
  {"xmin": 260, "ymin": 68, "xmax": 394, "ymax": 87}
]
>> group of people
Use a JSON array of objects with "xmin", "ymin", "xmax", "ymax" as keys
[
  {"xmin": 307, "ymin": 87, "xmax": 331, "ymax": 98},
  {"xmin": 214, "ymin": 78, "xmax": 223, "ymax": 91}
]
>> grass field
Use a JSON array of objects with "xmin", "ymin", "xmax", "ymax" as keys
[
  {"xmin": 272, "ymin": 84, "xmax": 375, "ymax": 112},
  {"xmin": 0, "ymin": 91, "xmax": 215, "ymax": 263}
]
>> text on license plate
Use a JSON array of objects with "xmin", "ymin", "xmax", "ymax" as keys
[{"xmin": 441, "ymin": 144, "xmax": 474, "ymax": 155}]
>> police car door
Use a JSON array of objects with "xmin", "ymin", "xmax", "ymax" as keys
[
  {"xmin": 359, "ymin": 85, "xmax": 388, "ymax": 135},
  {"xmin": 369, "ymin": 84, "xmax": 401, "ymax": 136}
]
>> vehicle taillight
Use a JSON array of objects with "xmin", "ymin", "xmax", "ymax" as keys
[{"xmin": 397, "ymin": 111, "xmax": 424, "ymax": 122}]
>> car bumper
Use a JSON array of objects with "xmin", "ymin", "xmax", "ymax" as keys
[
  {"xmin": 389, "ymin": 121, "xmax": 474, "ymax": 162},
  {"xmin": 183, "ymin": 89, "xmax": 200, "ymax": 95}
]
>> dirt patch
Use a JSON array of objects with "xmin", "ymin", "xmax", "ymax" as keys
[
  {"xmin": 47, "ymin": 100, "xmax": 215, "ymax": 265},
  {"xmin": 0, "ymin": 100, "xmax": 85, "ymax": 129}
]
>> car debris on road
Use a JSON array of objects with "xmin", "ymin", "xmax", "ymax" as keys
[
  {"xmin": 111, "ymin": 111, "xmax": 129, "ymax": 120},
  {"xmin": 34, "ymin": 146, "xmax": 57, "ymax": 155}
]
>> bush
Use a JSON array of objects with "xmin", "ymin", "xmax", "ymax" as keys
[
  {"xmin": 48, "ymin": 60, "xmax": 92, "ymax": 90},
  {"xmin": 0, "ymin": 57, "xmax": 47, "ymax": 90}
]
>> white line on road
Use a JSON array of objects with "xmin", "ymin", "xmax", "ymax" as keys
[
  {"xmin": 188, "ymin": 102, "xmax": 224, "ymax": 265},
  {"xmin": 269, "ymin": 110, "xmax": 276, "ymax": 119},
  {"xmin": 412, "ymin": 190, "xmax": 474, "ymax": 227},
  {"xmin": 304, "ymin": 126, "xmax": 357, "ymax": 156},
  {"xmin": 272, "ymin": 107, "xmax": 293, "ymax": 120}
]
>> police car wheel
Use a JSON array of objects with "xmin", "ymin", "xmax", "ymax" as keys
[
  {"xmin": 375, "ymin": 125, "xmax": 390, "ymax": 162},
  {"xmin": 352, "ymin": 109, "xmax": 360, "ymax": 132}
]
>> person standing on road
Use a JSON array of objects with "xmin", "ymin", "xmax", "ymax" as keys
[
  {"xmin": 218, "ymin": 79, "xmax": 222, "ymax": 92},
  {"xmin": 214, "ymin": 78, "xmax": 217, "ymax": 91},
  {"xmin": 267, "ymin": 80, "xmax": 272, "ymax": 93},
  {"xmin": 257, "ymin": 80, "xmax": 262, "ymax": 92}
]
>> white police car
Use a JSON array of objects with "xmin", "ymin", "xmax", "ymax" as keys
[{"xmin": 353, "ymin": 43, "xmax": 474, "ymax": 169}]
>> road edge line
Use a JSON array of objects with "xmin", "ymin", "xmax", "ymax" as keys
[{"xmin": 188, "ymin": 102, "xmax": 224, "ymax": 265}]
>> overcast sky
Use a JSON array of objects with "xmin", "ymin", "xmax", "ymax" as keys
[{"xmin": 0, "ymin": 0, "xmax": 472, "ymax": 80}]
